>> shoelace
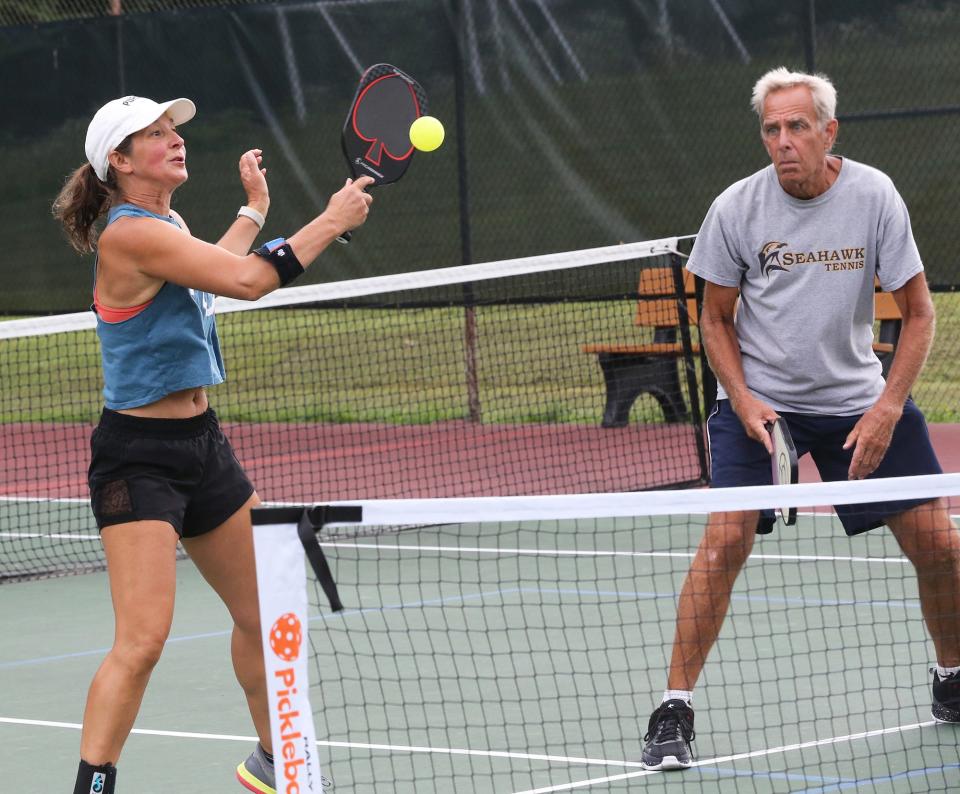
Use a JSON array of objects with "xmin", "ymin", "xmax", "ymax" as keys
[
  {"xmin": 644, "ymin": 704, "xmax": 695, "ymax": 743},
  {"xmin": 930, "ymin": 667, "xmax": 960, "ymax": 696}
]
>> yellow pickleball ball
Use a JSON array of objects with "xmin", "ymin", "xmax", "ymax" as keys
[{"xmin": 409, "ymin": 116, "xmax": 445, "ymax": 152}]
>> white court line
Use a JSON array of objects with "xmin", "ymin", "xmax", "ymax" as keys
[
  {"xmin": 510, "ymin": 719, "xmax": 940, "ymax": 793},
  {"xmin": 0, "ymin": 532, "xmax": 99, "ymax": 542},
  {"xmin": 321, "ymin": 541, "xmax": 911, "ymax": 566},
  {"xmin": 0, "ymin": 531, "xmax": 916, "ymax": 564},
  {"xmin": 0, "ymin": 717, "xmax": 256, "ymax": 743},
  {"xmin": 313, "ymin": 508, "xmax": 960, "ymax": 565},
  {"xmin": 1, "ymin": 715, "xmax": 939, "ymax": 788},
  {"xmin": 0, "ymin": 717, "xmax": 640, "ymax": 768},
  {"xmin": 0, "ymin": 496, "xmax": 88, "ymax": 503}
]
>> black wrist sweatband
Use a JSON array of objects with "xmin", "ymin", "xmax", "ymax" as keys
[{"xmin": 254, "ymin": 237, "xmax": 305, "ymax": 287}]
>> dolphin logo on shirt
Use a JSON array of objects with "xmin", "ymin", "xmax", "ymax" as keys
[{"xmin": 758, "ymin": 241, "xmax": 789, "ymax": 277}]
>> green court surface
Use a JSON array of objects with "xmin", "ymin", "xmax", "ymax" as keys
[
  {"xmin": 0, "ymin": 563, "xmax": 259, "ymax": 792},
  {"xmin": 2, "ymin": 513, "xmax": 959, "ymax": 792}
]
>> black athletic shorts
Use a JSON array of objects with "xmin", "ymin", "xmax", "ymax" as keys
[{"xmin": 88, "ymin": 407, "xmax": 255, "ymax": 537}]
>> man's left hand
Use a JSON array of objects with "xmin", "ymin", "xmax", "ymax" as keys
[{"xmin": 843, "ymin": 400, "xmax": 902, "ymax": 479}]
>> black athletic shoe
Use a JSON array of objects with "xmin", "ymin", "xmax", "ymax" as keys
[
  {"xmin": 932, "ymin": 668, "xmax": 960, "ymax": 723},
  {"xmin": 641, "ymin": 699, "xmax": 695, "ymax": 770}
]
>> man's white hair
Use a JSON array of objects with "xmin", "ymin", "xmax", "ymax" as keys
[{"xmin": 751, "ymin": 67, "xmax": 837, "ymax": 128}]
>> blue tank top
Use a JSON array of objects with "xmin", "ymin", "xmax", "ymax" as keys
[{"xmin": 95, "ymin": 203, "xmax": 225, "ymax": 409}]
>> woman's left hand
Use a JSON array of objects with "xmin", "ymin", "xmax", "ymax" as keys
[{"xmin": 239, "ymin": 149, "xmax": 269, "ymax": 212}]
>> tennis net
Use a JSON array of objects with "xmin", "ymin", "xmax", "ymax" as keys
[
  {"xmin": 0, "ymin": 237, "xmax": 706, "ymax": 580},
  {"xmin": 264, "ymin": 473, "xmax": 960, "ymax": 793}
]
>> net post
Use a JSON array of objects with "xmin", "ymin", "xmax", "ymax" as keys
[
  {"xmin": 693, "ymin": 272, "xmax": 716, "ymax": 478},
  {"xmin": 670, "ymin": 252, "xmax": 709, "ymax": 484},
  {"xmin": 297, "ymin": 505, "xmax": 362, "ymax": 613},
  {"xmin": 449, "ymin": 0, "xmax": 481, "ymax": 423}
]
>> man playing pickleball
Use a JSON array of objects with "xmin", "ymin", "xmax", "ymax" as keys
[{"xmin": 640, "ymin": 67, "xmax": 960, "ymax": 771}]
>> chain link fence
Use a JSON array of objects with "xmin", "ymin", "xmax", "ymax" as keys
[
  {"xmin": 1, "ymin": 0, "xmax": 958, "ymax": 416},
  {"xmin": 0, "ymin": 0, "xmax": 258, "ymax": 26}
]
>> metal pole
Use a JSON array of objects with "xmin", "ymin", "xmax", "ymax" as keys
[
  {"xmin": 452, "ymin": 0, "xmax": 480, "ymax": 422},
  {"xmin": 671, "ymin": 256, "xmax": 709, "ymax": 485},
  {"xmin": 111, "ymin": 0, "xmax": 125, "ymax": 95},
  {"xmin": 802, "ymin": 0, "xmax": 816, "ymax": 72}
]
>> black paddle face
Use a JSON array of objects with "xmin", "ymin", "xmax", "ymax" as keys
[{"xmin": 341, "ymin": 63, "xmax": 428, "ymax": 186}]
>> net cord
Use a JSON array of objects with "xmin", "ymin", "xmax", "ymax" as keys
[
  {"xmin": 307, "ymin": 472, "xmax": 960, "ymax": 527},
  {"xmin": 0, "ymin": 236, "xmax": 693, "ymax": 340}
]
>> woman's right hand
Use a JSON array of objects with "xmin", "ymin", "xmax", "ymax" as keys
[{"xmin": 325, "ymin": 176, "xmax": 375, "ymax": 233}]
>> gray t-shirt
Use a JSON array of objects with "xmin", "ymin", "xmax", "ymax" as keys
[{"xmin": 687, "ymin": 157, "xmax": 923, "ymax": 415}]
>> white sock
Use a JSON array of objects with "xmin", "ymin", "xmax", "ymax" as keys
[
  {"xmin": 663, "ymin": 689, "xmax": 693, "ymax": 705},
  {"xmin": 937, "ymin": 665, "xmax": 960, "ymax": 679}
]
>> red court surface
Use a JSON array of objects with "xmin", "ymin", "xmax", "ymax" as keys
[
  {"xmin": 798, "ymin": 423, "xmax": 960, "ymax": 481},
  {"xmin": 4, "ymin": 422, "xmax": 957, "ymax": 503},
  {"xmin": 1, "ymin": 420, "xmax": 706, "ymax": 502},
  {"xmin": 797, "ymin": 424, "xmax": 960, "ymax": 514}
]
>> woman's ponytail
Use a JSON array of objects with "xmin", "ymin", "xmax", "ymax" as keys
[{"xmin": 52, "ymin": 163, "xmax": 113, "ymax": 254}]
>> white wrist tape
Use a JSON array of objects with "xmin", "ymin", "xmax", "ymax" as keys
[{"xmin": 237, "ymin": 205, "xmax": 265, "ymax": 230}]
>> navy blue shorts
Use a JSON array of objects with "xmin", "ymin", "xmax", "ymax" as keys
[
  {"xmin": 88, "ymin": 407, "xmax": 255, "ymax": 538},
  {"xmin": 707, "ymin": 398, "xmax": 942, "ymax": 535}
]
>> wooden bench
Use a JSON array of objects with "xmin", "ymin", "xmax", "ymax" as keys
[
  {"xmin": 873, "ymin": 290, "xmax": 901, "ymax": 370},
  {"xmin": 582, "ymin": 267, "xmax": 700, "ymax": 427},
  {"xmin": 583, "ymin": 270, "xmax": 902, "ymax": 428}
]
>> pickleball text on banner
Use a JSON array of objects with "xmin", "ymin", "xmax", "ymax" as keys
[{"xmin": 253, "ymin": 521, "xmax": 324, "ymax": 793}]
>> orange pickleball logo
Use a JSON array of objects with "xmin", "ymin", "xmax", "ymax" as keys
[{"xmin": 269, "ymin": 613, "xmax": 302, "ymax": 661}]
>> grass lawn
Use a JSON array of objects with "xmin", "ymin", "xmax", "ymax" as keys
[{"xmin": 0, "ymin": 291, "xmax": 955, "ymax": 424}]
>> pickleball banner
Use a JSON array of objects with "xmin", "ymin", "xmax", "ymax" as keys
[{"xmin": 252, "ymin": 520, "xmax": 324, "ymax": 793}]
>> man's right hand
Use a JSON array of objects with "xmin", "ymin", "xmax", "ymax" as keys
[
  {"xmin": 730, "ymin": 394, "xmax": 780, "ymax": 453},
  {"xmin": 325, "ymin": 176, "xmax": 375, "ymax": 233}
]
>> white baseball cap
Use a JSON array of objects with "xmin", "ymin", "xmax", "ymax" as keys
[{"xmin": 85, "ymin": 95, "xmax": 196, "ymax": 181}]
